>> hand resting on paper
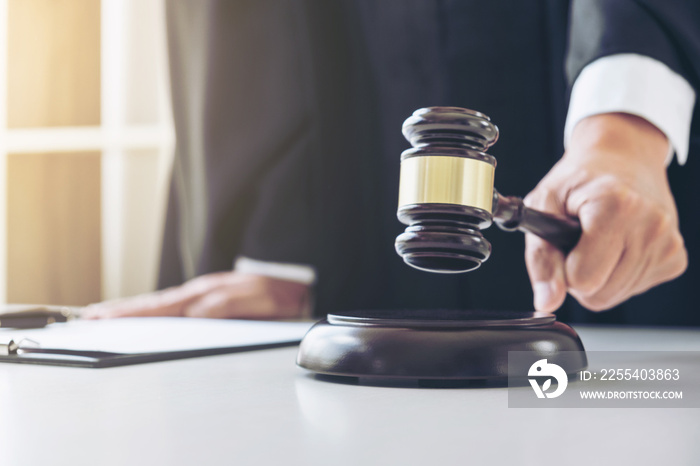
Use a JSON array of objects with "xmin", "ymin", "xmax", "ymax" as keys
[
  {"xmin": 82, "ymin": 272, "xmax": 310, "ymax": 320},
  {"xmin": 524, "ymin": 113, "xmax": 688, "ymax": 313}
]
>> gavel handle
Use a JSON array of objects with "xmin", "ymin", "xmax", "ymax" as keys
[{"xmin": 493, "ymin": 193, "xmax": 582, "ymax": 254}]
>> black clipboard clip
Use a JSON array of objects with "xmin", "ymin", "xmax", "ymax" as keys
[
  {"xmin": 0, "ymin": 339, "xmax": 19, "ymax": 356},
  {"xmin": 0, "ymin": 338, "xmax": 120, "ymax": 359},
  {"xmin": 0, "ymin": 338, "xmax": 39, "ymax": 356}
]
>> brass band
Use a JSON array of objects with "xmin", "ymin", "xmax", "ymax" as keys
[{"xmin": 398, "ymin": 156, "xmax": 495, "ymax": 213}]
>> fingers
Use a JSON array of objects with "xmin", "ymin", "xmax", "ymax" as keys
[
  {"xmin": 82, "ymin": 273, "xmax": 243, "ymax": 319},
  {"xmin": 525, "ymin": 234, "xmax": 567, "ymax": 313},
  {"xmin": 647, "ymin": 230, "xmax": 688, "ymax": 286},
  {"xmin": 82, "ymin": 288, "xmax": 193, "ymax": 319},
  {"xmin": 563, "ymin": 179, "xmax": 627, "ymax": 300},
  {"xmin": 524, "ymin": 189, "xmax": 567, "ymax": 313},
  {"xmin": 550, "ymin": 112, "xmax": 688, "ymax": 311},
  {"xmin": 183, "ymin": 290, "xmax": 286, "ymax": 319},
  {"xmin": 524, "ymin": 155, "xmax": 687, "ymax": 314},
  {"xmin": 523, "ymin": 153, "xmax": 687, "ymax": 313},
  {"xmin": 183, "ymin": 276, "xmax": 309, "ymax": 319},
  {"xmin": 82, "ymin": 273, "xmax": 239, "ymax": 319},
  {"xmin": 566, "ymin": 197, "xmax": 647, "ymax": 311},
  {"xmin": 568, "ymin": 246, "xmax": 637, "ymax": 311},
  {"xmin": 83, "ymin": 272, "xmax": 310, "ymax": 320},
  {"xmin": 570, "ymin": 210, "xmax": 687, "ymax": 311},
  {"xmin": 564, "ymin": 175, "xmax": 687, "ymax": 310}
]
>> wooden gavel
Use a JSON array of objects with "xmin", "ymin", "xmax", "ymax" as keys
[{"xmin": 395, "ymin": 107, "xmax": 582, "ymax": 273}]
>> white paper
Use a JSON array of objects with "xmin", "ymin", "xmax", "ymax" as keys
[{"xmin": 0, "ymin": 317, "xmax": 314, "ymax": 354}]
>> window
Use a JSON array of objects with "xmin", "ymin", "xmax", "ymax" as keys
[{"xmin": 0, "ymin": 0, "xmax": 174, "ymax": 305}]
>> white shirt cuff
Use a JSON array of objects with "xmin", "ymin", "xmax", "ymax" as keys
[
  {"xmin": 565, "ymin": 54, "xmax": 696, "ymax": 165},
  {"xmin": 234, "ymin": 256, "xmax": 317, "ymax": 285}
]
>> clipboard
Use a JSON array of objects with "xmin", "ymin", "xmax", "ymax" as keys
[{"xmin": 0, "ymin": 317, "xmax": 314, "ymax": 368}]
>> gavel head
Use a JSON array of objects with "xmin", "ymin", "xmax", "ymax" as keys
[{"xmin": 395, "ymin": 107, "xmax": 499, "ymax": 273}]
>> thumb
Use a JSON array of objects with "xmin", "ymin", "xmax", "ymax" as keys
[{"xmin": 525, "ymin": 234, "xmax": 567, "ymax": 313}]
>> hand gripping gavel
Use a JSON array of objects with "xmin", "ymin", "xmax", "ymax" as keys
[{"xmin": 395, "ymin": 107, "xmax": 582, "ymax": 273}]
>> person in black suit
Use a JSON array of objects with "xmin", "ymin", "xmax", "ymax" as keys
[{"xmin": 85, "ymin": 0, "xmax": 699, "ymax": 326}]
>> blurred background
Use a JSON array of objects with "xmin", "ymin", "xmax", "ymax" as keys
[{"xmin": 0, "ymin": 0, "xmax": 173, "ymax": 305}]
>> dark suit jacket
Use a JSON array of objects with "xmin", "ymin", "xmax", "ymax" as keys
[{"xmin": 161, "ymin": 0, "xmax": 700, "ymax": 326}]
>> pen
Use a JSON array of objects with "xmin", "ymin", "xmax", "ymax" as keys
[{"xmin": 0, "ymin": 307, "xmax": 74, "ymax": 329}]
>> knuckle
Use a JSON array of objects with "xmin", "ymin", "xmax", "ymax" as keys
[
  {"xmin": 656, "ymin": 211, "xmax": 674, "ymax": 234},
  {"xmin": 578, "ymin": 183, "xmax": 632, "ymax": 232},
  {"xmin": 663, "ymin": 228, "xmax": 685, "ymax": 255},
  {"xmin": 644, "ymin": 210, "xmax": 674, "ymax": 243},
  {"xmin": 601, "ymin": 182, "xmax": 637, "ymax": 216},
  {"xmin": 645, "ymin": 222, "xmax": 687, "ymax": 281}
]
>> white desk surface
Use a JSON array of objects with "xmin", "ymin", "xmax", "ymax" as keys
[{"xmin": 1, "ymin": 324, "xmax": 699, "ymax": 466}]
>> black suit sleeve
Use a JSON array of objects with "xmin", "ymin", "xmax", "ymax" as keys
[
  {"xmin": 566, "ymin": 0, "xmax": 700, "ymax": 91},
  {"xmin": 163, "ymin": 0, "xmax": 318, "ymax": 281}
]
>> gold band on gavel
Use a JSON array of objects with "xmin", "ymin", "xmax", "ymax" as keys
[{"xmin": 398, "ymin": 156, "xmax": 495, "ymax": 213}]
